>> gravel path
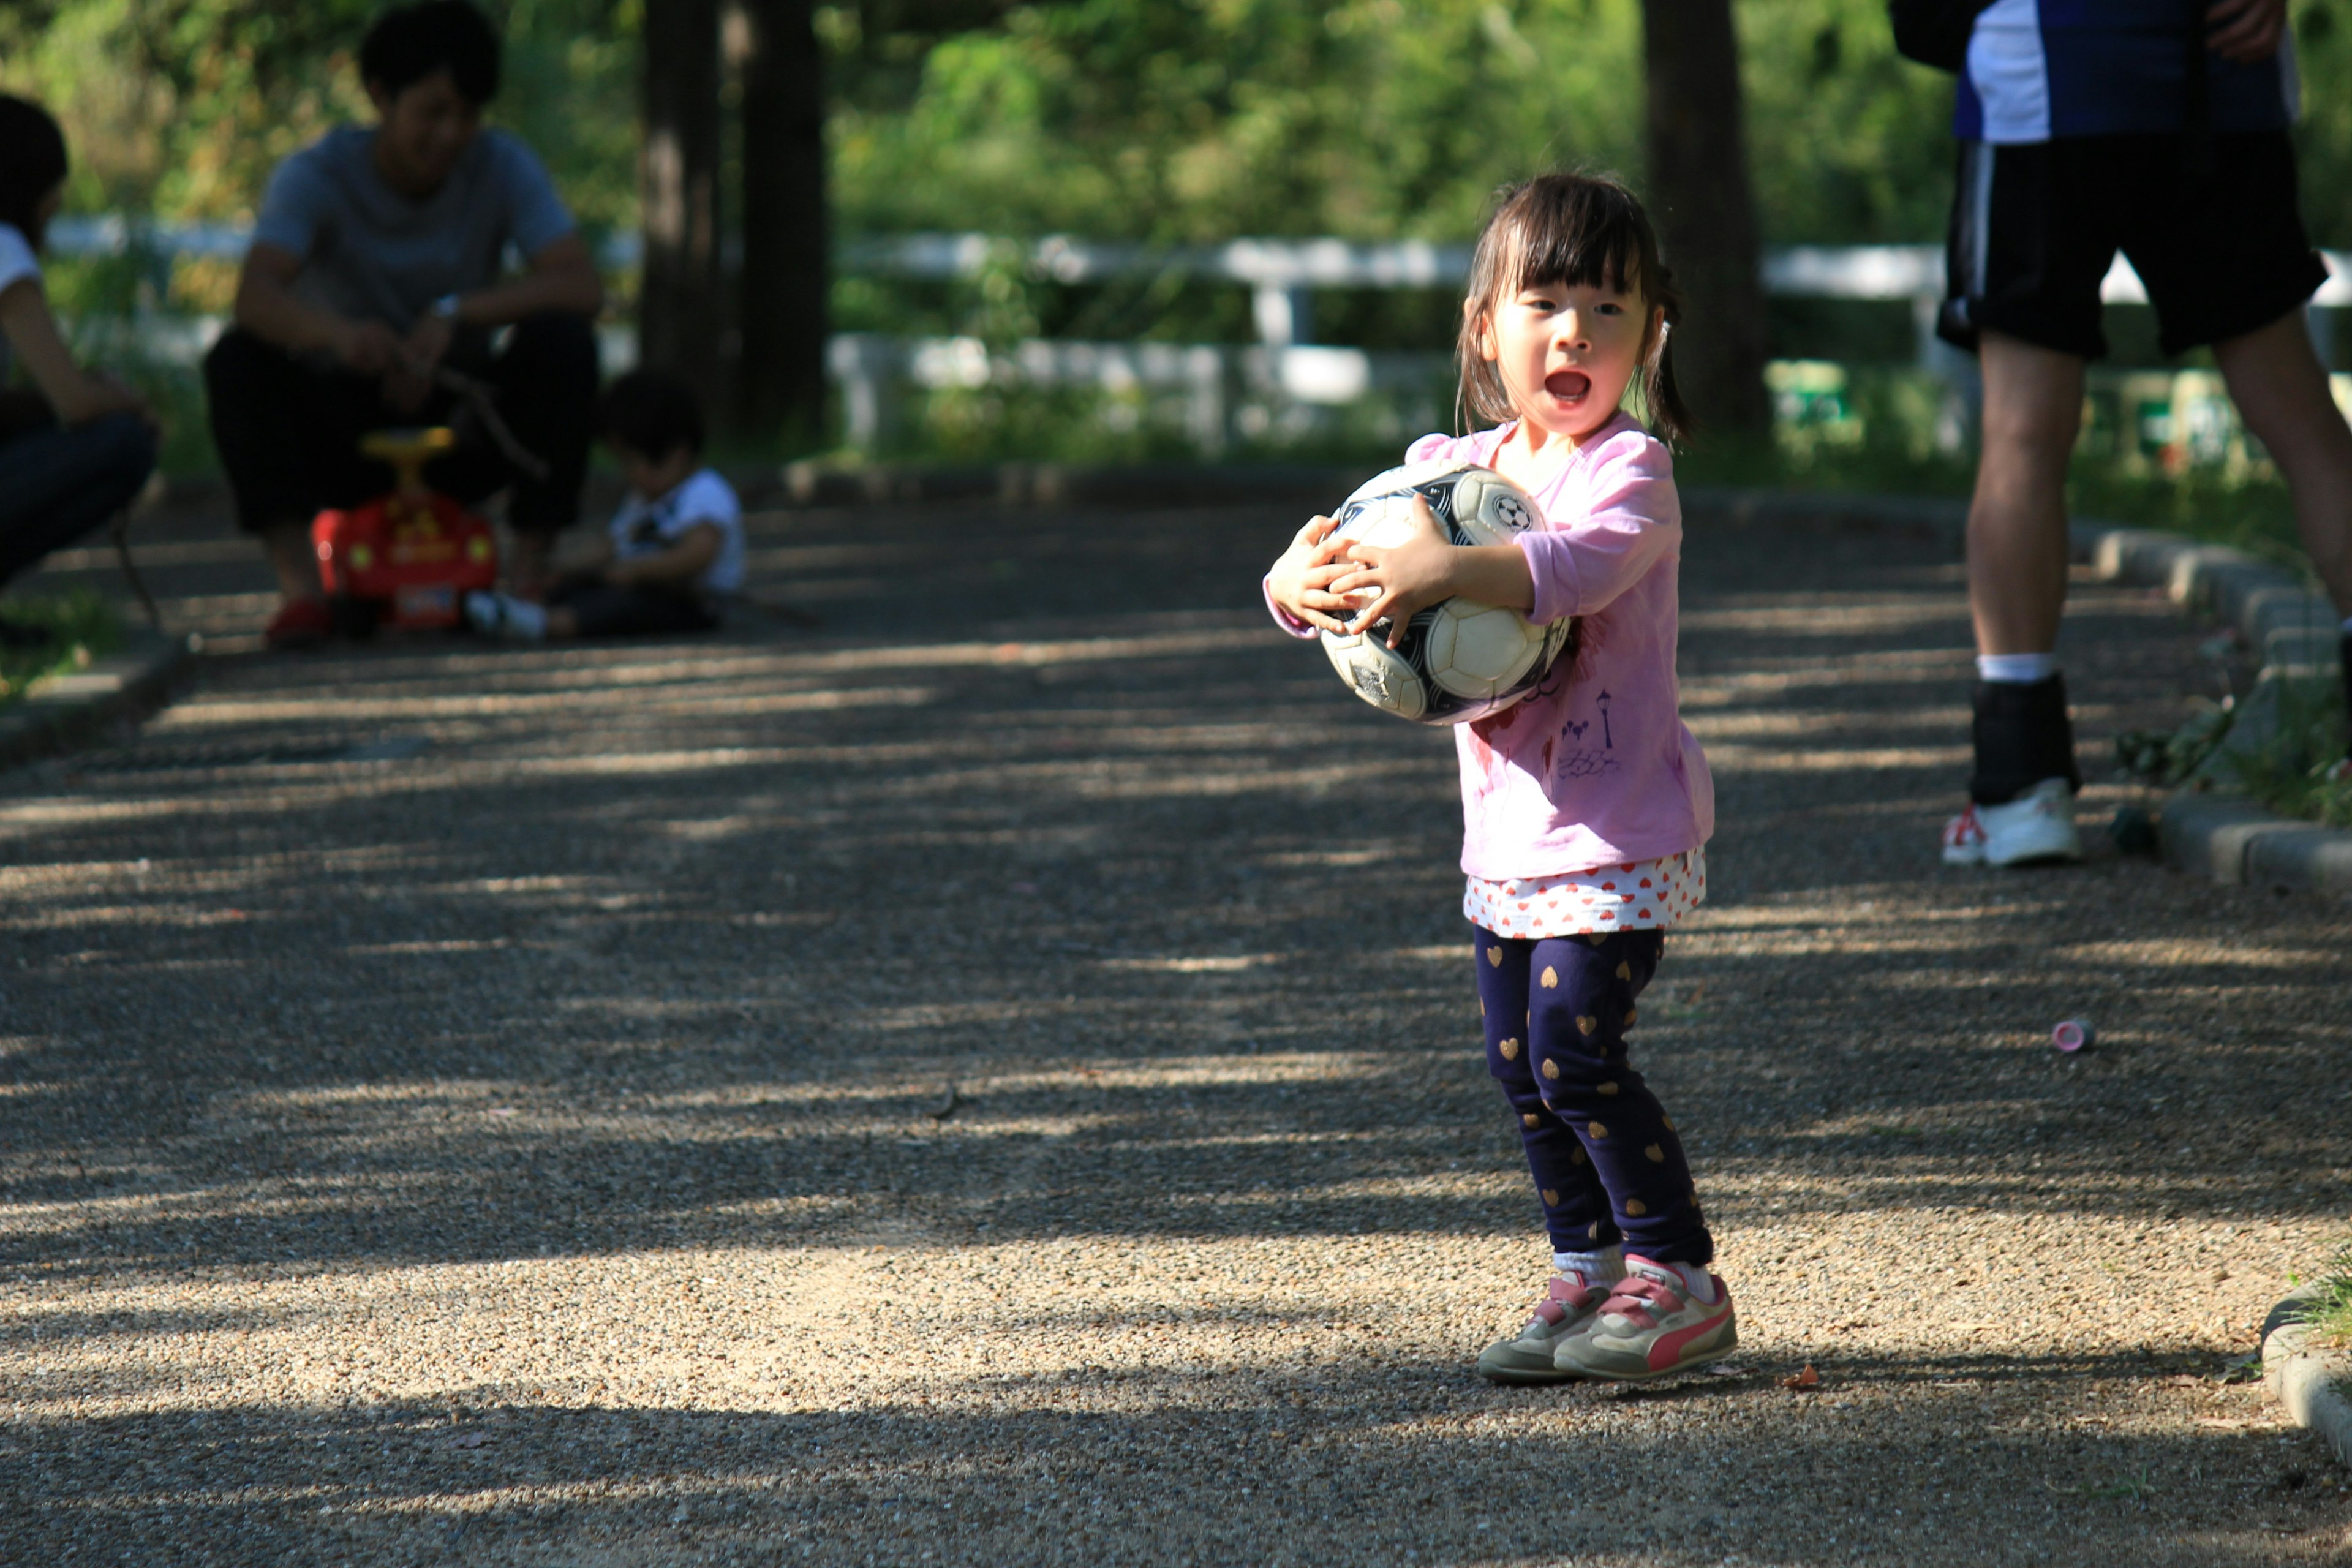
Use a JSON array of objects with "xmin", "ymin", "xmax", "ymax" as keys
[{"xmin": 2, "ymin": 491, "xmax": 2348, "ymax": 1566}]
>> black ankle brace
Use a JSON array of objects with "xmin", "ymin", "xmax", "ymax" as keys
[{"xmin": 1969, "ymin": 672, "xmax": 2081, "ymax": 806}]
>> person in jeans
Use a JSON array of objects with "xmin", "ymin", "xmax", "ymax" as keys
[
  {"xmin": 0, "ymin": 94, "xmax": 159, "ymax": 646},
  {"xmin": 204, "ymin": 0, "xmax": 602, "ymax": 649},
  {"xmin": 1932, "ymin": 0, "xmax": 2352, "ymax": 867}
]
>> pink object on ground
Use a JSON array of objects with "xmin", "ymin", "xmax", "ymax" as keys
[{"xmin": 2052, "ymin": 1018, "xmax": 2095, "ymax": 1053}]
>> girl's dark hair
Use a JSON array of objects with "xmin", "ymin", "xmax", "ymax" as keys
[
  {"xmin": 1454, "ymin": 172, "xmax": 1692, "ymax": 446},
  {"xmin": 600, "ymin": 368, "xmax": 705, "ymax": 461},
  {"xmin": 360, "ymin": 1, "xmax": 502, "ymax": 106},
  {"xmin": 0, "ymin": 95, "xmax": 69, "ymax": 251}
]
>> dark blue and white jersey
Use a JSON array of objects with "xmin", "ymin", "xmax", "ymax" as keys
[{"xmin": 1955, "ymin": 0, "xmax": 2299, "ymax": 144}]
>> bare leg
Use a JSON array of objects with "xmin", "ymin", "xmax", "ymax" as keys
[
  {"xmin": 2212, "ymin": 308, "xmax": 2352, "ymax": 615},
  {"xmin": 1969, "ymin": 332, "xmax": 2087, "ymax": 656},
  {"xmin": 263, "ymin": 521, "xmax": 323, "ymax": 605}
]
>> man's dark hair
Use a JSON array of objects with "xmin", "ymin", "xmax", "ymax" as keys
[
  {"xmin": 600, "ymin": 369, "xmax": 706, "ymax": 461},
  {"xmin": 0, "ymin": 95, "xmax": 69, "ymax": 250},
  {"xmin": 360, "ymin": 1, "xmax": 502, "ymax": 106}
]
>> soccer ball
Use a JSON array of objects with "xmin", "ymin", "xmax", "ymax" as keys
[{"xmin": 1317, "ymin": 460, "xmax": 1576, "ymax": 725}]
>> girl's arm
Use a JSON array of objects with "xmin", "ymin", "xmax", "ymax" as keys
[
  {"xmin": 1336, "ymin": 445, "xmax": 1681, "ymax": 642},
  {"xmin": 0, "ymin": 278, "xmax": 153, "ymax": 426},
  {"xmin": 1512, "ymin": 463, "xmax": 1679, "ymax": 625},
  {"xmin": 608, "ymin": 521, "xmax": 722, "ymax": 589}
]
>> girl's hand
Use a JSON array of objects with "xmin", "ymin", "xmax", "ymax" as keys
[
  {"xmin": 1330, "ymin": 496, "xmax": 1458, "ymax": 647},
  {"xmin": 1266, "ymin": 513, "xmax": 1357, "ymax": 633}
]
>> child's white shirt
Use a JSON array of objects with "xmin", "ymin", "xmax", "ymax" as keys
[
  {"xmin": 0, "ymin": 223, "xmax": 42, "ymax": 385},
  {"xmin": 608, "ymin": 466, "xmax": 744, "ymax": 597}
]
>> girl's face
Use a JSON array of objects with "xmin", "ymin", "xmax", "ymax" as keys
[{"xmin": 1476, "ymin": 271, "xmax": 1661, "ymax": 447}]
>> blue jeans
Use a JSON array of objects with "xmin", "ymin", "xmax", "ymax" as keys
[{"xmin": 0, "ymin": 411, "xmax": 158, "ymax": 595}]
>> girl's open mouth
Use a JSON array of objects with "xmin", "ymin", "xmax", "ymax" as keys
[{"xmin": 1545, "ymin": 369, "xmax": 1592, "ymax": 401}]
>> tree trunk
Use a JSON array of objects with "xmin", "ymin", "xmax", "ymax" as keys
[
  {"xmin": 734, "ymin": 0, "xmax": 829, "ymax": 447},
  {"xmin": 639, "ymin": 0, "xmax": 726, "ymax": 410},
  {"xmin": 1641, "ymin": 0, "xmax": 1772, "ymax": 437}
]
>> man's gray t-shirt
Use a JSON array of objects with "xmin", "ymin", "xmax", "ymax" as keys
[{"xmin": 252, "ymin": 126, "xmax": 575, "ymax": 332}]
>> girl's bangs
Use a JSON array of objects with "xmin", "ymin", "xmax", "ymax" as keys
[{"xmin": 1498, "ymin": 190, "xmax": 1643, "ymax": 298}]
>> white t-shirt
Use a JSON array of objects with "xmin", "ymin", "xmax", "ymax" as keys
[
  {"xmin": 608, "ymin": 467, "xmax": 744, "ymax": 597},
  {"xmin": 0, "ymin": 223, "xmax": 41, "ymax": 384}
]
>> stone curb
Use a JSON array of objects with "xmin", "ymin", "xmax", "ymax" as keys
[
  {"xmin": 0, "ymin": 628, "xmax": 199, "ymax": 772},
  {"xmin": 2263, "ymin": 1286, "xmax": 2352, "ymax": 1468},
  {"xmin": 1682, "ymin": 486, "xmax": 2352, "ymax": 899}
]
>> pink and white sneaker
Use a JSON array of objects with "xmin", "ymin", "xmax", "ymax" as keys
[
  {"xmin": 1941, "ymin": 777, "xmax": 2082, "ymax": 867},
  {"xmin": 1553, "ymin": 1255, "xmax": 1737, "ymax": 1381},
  {"xmin": 1476, "ymin": 1273, "xmax": 1611, "ymax": 1384}
]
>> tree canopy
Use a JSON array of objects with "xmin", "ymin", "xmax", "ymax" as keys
[{"xmin": 8, "ymin": 1, "xmax": 2352, "ymax": 259}]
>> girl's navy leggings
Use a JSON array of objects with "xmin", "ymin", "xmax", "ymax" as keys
[{"xmin": 1471, "ymin": 924, "xmax": 1713, "ymax": 1266}]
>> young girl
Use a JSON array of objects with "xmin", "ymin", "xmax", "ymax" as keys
[
  {"xmin": 1264, "ymin": 172, "xmax": 1732, "ymax": 1384},
  {"xmin": 0, "ymin": 95, "xmax": 159, "ymax": 646}
]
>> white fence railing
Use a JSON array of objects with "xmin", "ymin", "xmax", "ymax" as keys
[
  {"xmin": 55, "ymin": 217, "xmax": 2352, "ymax": 350},
  {"xmin": 47, "ymin": 221, "xmax": 2352, "ymax": 458}
]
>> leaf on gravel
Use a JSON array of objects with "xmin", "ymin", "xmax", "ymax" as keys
[
  {"xmin": 926, "ymin": 1083, "xmax": 960, "ymax": 1120},
  {"xmin": 1780, "ymin": 1363, "xmax": 1820, "ymax": 1390}
]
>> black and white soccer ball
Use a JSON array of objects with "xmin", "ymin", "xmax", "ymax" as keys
[{"xmin": 1319, "ymin": 460, "xmax": 1576, "ymax": 725}]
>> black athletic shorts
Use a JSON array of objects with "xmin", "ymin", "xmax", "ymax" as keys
[{"xmin": 1937, "ymin": 130, "xmax": 2328, "ymax": 360}]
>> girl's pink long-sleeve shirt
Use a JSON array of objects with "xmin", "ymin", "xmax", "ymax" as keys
[{"xmin": 1269, "ymin": 412, "xmax": 1713, "ymax": 878}]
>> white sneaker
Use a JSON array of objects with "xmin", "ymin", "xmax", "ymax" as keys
[
  {"xmin": 1941, "ymin": 777, "xmax": 2082, "ymax": 867},
  {"xmin": 464, "ymin": 590, "xmax": 548, "ymax": 643}
]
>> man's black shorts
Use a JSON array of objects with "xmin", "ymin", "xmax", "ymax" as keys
[{"xmin": 1937, "ymin": 130, "xmax": 2328, "ymax": 361}]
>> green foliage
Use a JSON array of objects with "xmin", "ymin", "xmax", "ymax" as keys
[
  {"xmin": 2290, "ymin": 1242, "xmax": 2352, "ymax": 1350},
  {"xmin": 2222, "ymin": 677, "xmax": 2352, "ymax": 826},
  {"xmin": 2114, "ymin": 701, "xmax": 2236, "ymax": 788},
  {"xmin": 8, "ymin": 0, "xmax": 2352, "ymax": 258},
  {"xmin": 0, "ymin": 0, "xmax": 639, "ymax": 233},
  {"xmin": 0, "ymin": 586, "xmax": 123, "ymax": 710}
]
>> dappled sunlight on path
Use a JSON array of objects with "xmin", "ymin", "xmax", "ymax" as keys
[{"xmin": 3, "ymin": 496, "xmax": 2348, "ymax": 1564}]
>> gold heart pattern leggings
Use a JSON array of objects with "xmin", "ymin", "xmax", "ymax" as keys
[{"xmin": 1471, "ymin": 925, "xmax": 1713, "ymax": 1265}]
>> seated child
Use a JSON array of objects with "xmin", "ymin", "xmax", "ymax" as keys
[{"xmin": 466, "ymin": 368, "xmax": 742, "ymax": 641}]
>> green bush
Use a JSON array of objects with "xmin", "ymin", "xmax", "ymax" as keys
[{"xmin": 0, "ymin": 587, "xmax": 123, "ymax": 710}]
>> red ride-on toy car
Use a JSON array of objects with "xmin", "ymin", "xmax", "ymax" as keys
[{"xmin": 311, "ymin": 427, "xmax": 497, "ymax": 636}]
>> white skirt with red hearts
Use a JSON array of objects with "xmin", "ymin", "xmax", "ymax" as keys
[{"xmin": 1461, "ymin": 847, "xmax": 1706, "ymax": 938}]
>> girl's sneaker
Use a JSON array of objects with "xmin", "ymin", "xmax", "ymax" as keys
[
  {"xmin": 1553, "ymin": 1256, "xmax": 1736, "ymax": 1381},
  {"xmin": 1476, "ymin": 1273, "xmax": 1610, "ymax": 1384}
]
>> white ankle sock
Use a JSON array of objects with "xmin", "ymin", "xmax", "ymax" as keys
[
  {"xmin": 1628, "ymin": 1254, "xmax": 1719, "ymax": 1303},
  {"xmin": 1977, "ymin": 652, "xmax": 2058, "ymax": 684},
  {"xmin": 1667, "ymin": 1261, "xmax": 1720, "ymax": 1303},
  {"xmin": 1552, "ymin": 1245, "xmax": 1624, "ymax": 1283}
]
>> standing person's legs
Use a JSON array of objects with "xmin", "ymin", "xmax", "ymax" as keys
[
  {"xmin": 1936, "ymin": 134, "xmax": 2116, "ymax": 865},
  {"xmin": 1969, "ymin": 333, "xmax": 2085, "ymax": 660},
  {"xmin": 0, "ymin": 412, "xmax": 159, "ymax": 592},
  {"xmin": 2213, "ymin": 310, "xmax": 2352, "ymax": 726},
  {"xmin": 1954, "ymin": 333, "xmax": 2090, "ymax": 859}
]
